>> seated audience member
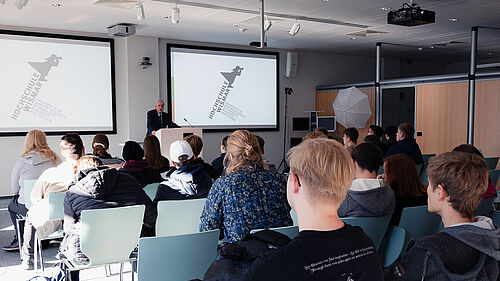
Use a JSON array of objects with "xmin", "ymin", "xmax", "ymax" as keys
[
  {"xmin": 184, "ymin": 135, "xmax": 218, "ymax": 181},
  {"xmin": 143, "ymin": 134, "xmax": 170, "ymax": 174},
  {"xmin": 303, "ymin": 131, "xmax": 328, "ymax": 141},
  {"xmin": 314, "ymin": 127, "xmax": 329, "ymax": 137},
  {"xmin": 211, "ymin": 135, "xmax": 229, "ymax": 178},
  {"xmin": 453, "ymin": 144, "xmax": 497, "ymax": 199},
  {"xmin": 381, "ymin": 154, "xmax": 427, "ymax": 225},
  {"xmin": 3, "ymin": 130, "xmax": 58, "ymax": 252},
  {"xmin": 247, "ymin": 138, "xmax": 384, "ymax": 281},
  {"xmin": 384, "ymin": 125, "xmax": 398, "ymax": 150},
  {"xmin": 364, "ymin": 135, "xmax": 387, "ymax": 155},
  {"xmin": 60, "ymin": 156, "xmax": 156, "ymax": 279},
  {"xmin": 368, "ymin": 125, "xmax": 384, "ymax": 139},
  {"xmin": 338, "ymin": 143, "xmax": 395, "ymax": 217},
  {"xmin": 90, "ymin": 133, "xmax": 123, "ymax": 167},
  {"xmin": 154, "ymin": 140, "xmax": 212, "ymax": 201},
  {"xmin": 385, "ymin": 152, "xmax": 500, "ymax": 281},
  {"xmin": 385, "ymin": 123, "xmax": 423, "ymax": 165},
  {"xmin": 20, "ymin": 133, "xmax": 84, "ymax": 268},
  {"xmin": 119, "ymin": 141, "xmax": 162, "ymax": 187},
  {"xmin": 255, "ymin": 135, "xmax": 277, "ymax": 172},
  {"xmin": 343, "ymin": 127, "xmax": 359, "ymax": 153},
  {"xmin": 200, "ymin": 130, "xmax": 292, "ymax": 243}
]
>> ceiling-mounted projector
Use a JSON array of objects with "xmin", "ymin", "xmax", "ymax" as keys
[{"xmin": 387, "ymin": 2, "xmax": 435, "ymax": 27}]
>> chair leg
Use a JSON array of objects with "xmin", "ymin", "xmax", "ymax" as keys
[
  {"xmin": 34, "ymin": 231, "xmax": 38, "ymax": 271},
  {"xmin": 38, "ymin": 237, "xmax": 44, "ymax": 271},
  {"xmin": 119, "ymin": 262, "xmax": 124, "ymax": 281},
  {"xmin": 105, "ymin": 265, "xmax": 112, "ymax": 277},
  {"xmin": 131, "ymin": 261, "xmax": 135, "ymax": 281},
  {"xmin": 16, "ymin": 219, "xmax": 23, "ymax": 261}
]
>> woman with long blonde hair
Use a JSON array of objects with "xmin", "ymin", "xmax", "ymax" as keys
[
  {"xmin": 200, "ymin": 130, "xmax": 292, "ymax": 243},
  {"xmin": 3, "ymin": 130, "xmax": 58, "ymax": 251}
]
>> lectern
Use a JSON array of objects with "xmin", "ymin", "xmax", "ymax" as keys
[{"xmin": 155, "ymin": 128, "xmax": 203, "ymax": 159}]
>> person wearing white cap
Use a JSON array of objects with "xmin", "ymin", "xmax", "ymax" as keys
[{"xmin": 154, "ymin": 140, "xmax": 212, "ymax": 201}]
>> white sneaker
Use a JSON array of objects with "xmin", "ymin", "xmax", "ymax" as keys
[{"xmin": 21, "ymin": 259, "xmax": 34, "ymax": 270}]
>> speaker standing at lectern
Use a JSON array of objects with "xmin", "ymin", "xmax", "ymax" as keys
[{"xmin": 147, "ymin": 100, "xmax": 180, "ymax": 135}]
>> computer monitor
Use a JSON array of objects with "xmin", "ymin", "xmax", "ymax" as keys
[{"xmin": 317, "ymin": 116, "xmax": 336, "ymax": 132}]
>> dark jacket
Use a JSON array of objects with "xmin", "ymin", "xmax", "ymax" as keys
[
  {"xmin": 154, "ymin": 163, "xmax": 212, "ymax": 201},
  {"xmin": 194, "ymin": 157, "xmax": 219, "ymax": 181},
  {"xmin": 390, "ymin": 193, "xmax": 428, "ymax": 225},
  {"xmin": 62, "ymin": 167, "xmax": 156, "ymax": 263},
  {"xmin": 119, "ymin": 160, "xmax": 163, "ymax": 187},
  {"xmin": 338, "ymin": 179, "xmax": 395, "ymax": 217},
  {"xmin": 146, "ymin": 110, "xmax": 179, "ymax": 135},
  {"xmin": 211, "ymin": 153, "xmax": 226, "ymax": 178},
  {"xmin": 385, "ymin": 137, "xmax": 424, "ymax": 165},
  {"xmin": 385, "ymin": 217, "xmax": 500, "ymax": 281}
]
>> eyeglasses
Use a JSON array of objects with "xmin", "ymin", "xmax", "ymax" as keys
[{"xmin": 284, "ymin": 172, "xmax": 301, "ymax": 187}]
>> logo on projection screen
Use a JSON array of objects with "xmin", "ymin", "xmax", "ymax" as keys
[
  {"xmin": 10, "ymin": 54, "xmax": 66, "ymax": 122},
  {"xmin": 208, "ymin": 66, "xmax": 246, "ymax": 121},
  {"xmin": 28, "ymin": 54, "xmax": 62, "ymax": 81}
]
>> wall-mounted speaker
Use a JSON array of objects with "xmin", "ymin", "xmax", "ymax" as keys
[{"xmin": 285, "ymin": 51, "xmax": 297, "ymax": 78}]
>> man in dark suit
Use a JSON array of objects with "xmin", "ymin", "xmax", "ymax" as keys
[{"xmin": 147, "ymin": 100, "xmax": 180, "ymax": 135}]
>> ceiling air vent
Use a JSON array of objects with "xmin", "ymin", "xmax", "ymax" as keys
[{"xmin": 345, "ymin": 30, "xmax": 388, "ymax": 37}]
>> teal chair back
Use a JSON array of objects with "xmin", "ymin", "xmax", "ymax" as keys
[
  {"xmin": 24, "ymin": 179, "xmax": 37, "ymax": 209},
  {"xmin": 489, "ymin": 210, "xmax": 500, "ymax": 227},
  {"xmin": 137, "ymin": 229, "xmax": 219, "ymax": 281},
  {"xmin": 419, "ymin": 169, "xmax": 429, "ymax": 186},
  {"xmin": 378, "ymin": 225, "xmax": 406, "ymax": 267},
  {"xmin": 48, "ymin": 192, "xmax": 66, "ymax": 220},
  {"xmin": 250, "ymin": 225, "xmax": 299, "ymax": 239},
  {"xmin": 143, "ymin": 183, "xmax": 160, "ymax": 201},
  {"xmin": 475, "ymin": 197, "xmax": 495, "ymax": 217},
  {"xmin": 490, "ymin": 170, "xmax": 500, "ymax": 187},
  {"xmin": 80, "ymin": 205, "xmax": 145, "ymax": 266},
  {"xmin": 415, "ymin": 163, "xmax": 423, "ymax": 175},
  {"xmin": 398, "ymin": 206, "xmax": 441, "ymax": 251},
  {"xmin": 422, "ymin": 154, "xmax": 435, "ymax": 168},
  {"xmin": 290, "ymin": 209, "xmax": 298, "ymax": 226},
  {"xmin": 377, "ymin": 165, "xmax": 384, "ymax": 176},
  {"xmin": 341, "ymin": 215, "xmax": 391, "ymax": 249},
  {"xmin": 485, "ymin": 157, "xmax": 499, "ymax": 170},
  {"xmin": 156, "ymin": 198, "xmax": 206, "ymax": 236}
]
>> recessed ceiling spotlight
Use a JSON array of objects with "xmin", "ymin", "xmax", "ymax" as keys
[
  {"xmin": 350, "ymin": 37, "xmax": 357, "ymax": 40},
  {"xmin": 448, "ymin": 18, "xmax": 458, "ymax": 22},
  {"xmin": 381, "ymin": 7, "xmax": 391, "ymax": 11},
  {"xmin": 322, "ymin": 0, "xmax": 330, "ymax": 2},
  {"xmin": 52, "ymin": 3, "xmax": 62, "ymax": 7},
  {"xmin": 486, "ymin": 52, "xmax": 493, "ymax": 55},
  {"xmin": 239, "ymin": 27, "xmax": 248, "ymax": 32}
]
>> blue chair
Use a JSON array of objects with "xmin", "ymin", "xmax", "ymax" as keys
[
  {"xmin": 156, "ymin": 198, "xmax": 206, "ymax": 236},
  {"xmin": 489, "ymin": 210, "xmax": 500, "ymax": 227},
  {"xmin": 419, "ymin": 169, "xmax": 429, "ymax": 186},
  {"xmin": 378, "ymin": 225, "xmax": 406, "ymax": 267},
  {"xmin": 341, "ymin": 215, "xmax": 391, "ymax": 249},
  {"xmin": 290, "ymin": 209, "xmax": 298, "ymax": 226},
  {"xmin": 377, "ymin": 165, "xmax": 384, "ymax": 176},
  {"xmin": 137, "ymin": 229, "xmax": 219, "ymax": 281},
  {"xmin": 485, "ymin": 157, "xmax": 499, "ymax": 170},
  {"xmin": 62, "ymin": 205, "xmax": 145, "ymax": 280},
  {"xmin": 250, "ymin": 225, "xmax": 299, "ymax": 239},
  {"xmin": 422, "ymin": 154, "xmax": 436, "ymax": 169},
  {"xmin": 34, "ymin": 192, "xmax": 66, "ymax": 271},
  {"xmin": 143, "ymin": 183, "xmax": 159, "ymax": 201},
  {"xmin": 475, "ymin": 197, "xmax": 495, "ymax": 216},
  {"xmin": 490, "ymin": 170, "xmax": 500, "ymax": 187},
  {"xmin": 398, "ymin": 206, "xmax": 442, "ymax": 252},
  {"xmin": 415, "ymin": 163, "xmax": 423, "ymax": 175}
]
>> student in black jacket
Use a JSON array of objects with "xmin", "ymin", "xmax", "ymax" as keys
[
  {"xmin": 119, "ymin": 141, "xmax": 163, "ymax": 187},
  {"xmin": 385, "ymin": 123, "xmax": 424, "ymax": 165}
]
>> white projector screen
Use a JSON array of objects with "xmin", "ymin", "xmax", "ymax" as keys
[
  {"xmin": 168, "ymin": 44, "xmax": 279, "ymax": 131},
  {"xmin": 0, "ymin": 30, "xmax": 115, "ymax": 136}
]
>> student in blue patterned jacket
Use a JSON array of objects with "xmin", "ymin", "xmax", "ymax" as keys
[{"xmin": 199, "ymin": 130, "xmax": 292, "ymax": 243}]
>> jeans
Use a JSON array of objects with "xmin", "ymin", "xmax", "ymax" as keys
[{"xmin": 8, "ymin": 195, "xmax": 28, "ymax": 241}]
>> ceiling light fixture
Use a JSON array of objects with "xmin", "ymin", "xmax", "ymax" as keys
[
  {"xmin": 16, "ymin": 0, "xmax": 29, "ymax": 9},
  {"xmin": 350, "ymin": 37, "xmax": 357, "ymax": 40},
  {"xmin": 381, "ymin": 7, "xmax": 391, "ymax": 11},
  {"xmin": 448, "ymin": 18, "xmax": 458, "ymax": 22},
  {"xmin": 172, "ymin": 5, "xmax": 180, "ymax": 23},
  {"xmin": 52, "ymin": 3, "xmax": 62, "ymax": 7},
  {"xmin": 289, "ymin": 21, "xmax": 300, "ymax": 36},
  {"xmin": 136, "ymin": 2, "xmax": 145, "ymax": 20}
]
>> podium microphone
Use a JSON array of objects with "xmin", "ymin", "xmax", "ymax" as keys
[{"xmin": 183, "ymin": 117, "xmax": 194, "ymax": 128}]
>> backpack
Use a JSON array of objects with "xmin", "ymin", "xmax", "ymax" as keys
[
  {"xmin": 27, "ymin": 262, "xmax": 66, "ymax": 281},
  {"xmin": 203, "ymin": 229, "xmax": 292, "ymax": 281}
]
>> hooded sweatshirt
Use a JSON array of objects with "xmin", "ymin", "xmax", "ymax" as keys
[
  {"xmin": 338, "ymin": 178, "xmax": 395, "ymax": 217},
  {"xmin": 385, "ymin": 216, "xmax": 500, "ymax": 281},
  {"xmin": 11, "ymin": 151, "xmax": 56, "ymax": 204},
  {"xmin": 155, "ymin": 163, "xmax": 212, "ymax": 201}
]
